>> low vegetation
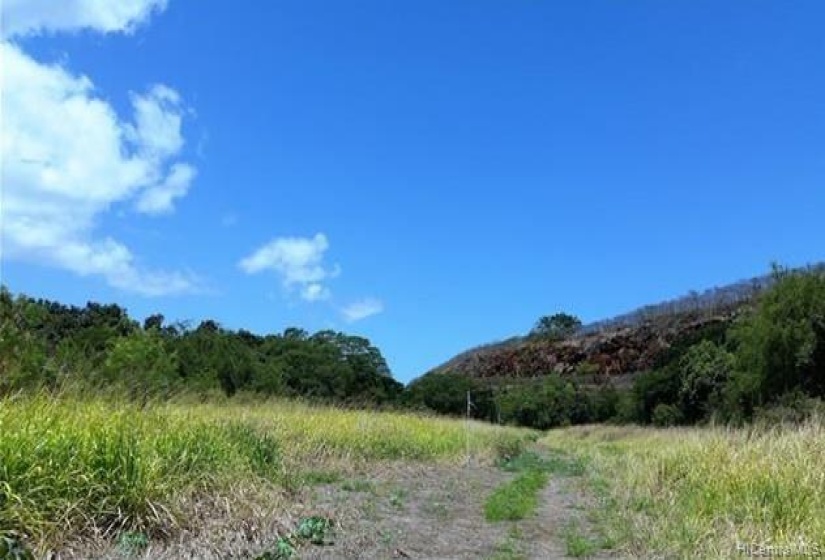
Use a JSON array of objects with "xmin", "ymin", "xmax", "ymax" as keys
[
  {"xmin": 484, "ymin": 469, "xmax": 548, "ymax": 522},
  {"xmin": 484, "ymin": 450, "xmax": 585, "ymax": 523},
  {"xmin": 543, "ymin": 421, "xmax": 825, "ymax": 558}
]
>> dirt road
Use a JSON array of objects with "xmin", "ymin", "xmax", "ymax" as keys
[{"xmin": 65, "ymin": 448, "xmax": 608, "ymax": 560}]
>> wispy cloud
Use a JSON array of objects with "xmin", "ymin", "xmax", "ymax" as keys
[
  {"xmin": 2, "ymin": 0, "xmax": 168, "ymax": 37},
  {"xmin": 342, "ymin": 298, "xmax": 384, "ymax": 323}
]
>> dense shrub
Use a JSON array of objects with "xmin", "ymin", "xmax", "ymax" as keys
[
  {"xmin": 404, "ymin": 372, "xmax": 478, "ymax": 416},
  {"xmin": 652, "ymin": 403, "xmax": 683, "ymax": 427},
  {"xmin": 632, "ymin": 367, "xmax": 682, "ymax": 424},
  {"xmin": 677, "ymin": 340, "xmax": 735, "ymax": 423},
  {"xmin": 496, "ymin": 377, "xmax": 621, "ymax": 429},
  {"xmin": 102, "ymin": 330, "xmax": 179, "ymax": 401}
]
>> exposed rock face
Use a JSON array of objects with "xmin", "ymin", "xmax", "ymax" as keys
[{"xmin": 428, "ymin": 309, "xmax": 742, "ymax": 384}]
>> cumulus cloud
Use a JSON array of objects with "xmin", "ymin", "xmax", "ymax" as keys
[
  {"xmin": 239, "ymin": 234, "xmax": 339, "ymax": 302},
  {"xmin": 2, "ymin": 0, "xmax": 168, "ymax": 37},
  {"xmin": 342, "ymin": 298, "xmax": 384, "ymax": 323},
  {"xmin": 0, "ymin": 2, "xmax": 200, "ymax": 295}
]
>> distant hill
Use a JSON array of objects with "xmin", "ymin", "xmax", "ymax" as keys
[{"xmin": 425, "ymin": 264, "xmax": 824, "ymax": 385}]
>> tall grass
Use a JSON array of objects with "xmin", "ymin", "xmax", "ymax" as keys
[
  {"xmin": 542, "ymin": 420, "xmax": 825, "ymax": 558},
  {"xmin": 0, "ymin": 394, "xmax": 529, "ymax": 549}
]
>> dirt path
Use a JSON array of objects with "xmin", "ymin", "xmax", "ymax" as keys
[
  {"xmin": 297, "ymin": 447, "xmax": 609, "ymax": 560},
  {"xmin": 63, "ymin": 448, "xmax": 608, "ymax": 559},
  {"xmin": 520, "ymin": 471, "xmax": 607, "ymax": 559}
]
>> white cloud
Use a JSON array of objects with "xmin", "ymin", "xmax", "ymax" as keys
[
  {"xmin": 0, "ymin": 3, "xmax": 199, "ymax": 296},
  {"xmin": 126, "ymin": 84, "xmax": 185, "ymax": 159},
  {"xmin": 2, "ymin": 0, "xmax": 168, "ymax": 38},
  {"xmin": 342, "ymin": 298, "xmax": 384, "ymax": 323},
  {"xmin": 135, "ymin": 162, "xmax": 196, "ymax": 215},
  {"xmin": 301, "ymin": 283, "xmax": 331, "ymax": 302},
  {"xmin": 239, "ymin": 233, "xmax": 338, "ymax": 302}
]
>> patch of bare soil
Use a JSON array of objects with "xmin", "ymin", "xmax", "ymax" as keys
[{"xmin": 301, "ymin": 462, "xmax": 513, "ymax": 560}]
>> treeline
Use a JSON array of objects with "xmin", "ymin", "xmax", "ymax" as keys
[
  {"xmin": 408, "ymin": 266, "xmax": 825, "ymax": 428},
  {"xmin": 4, "ymin": 264, "xmax": 823, "ymax": 428},
  {"xmin": 0, "ymin": 288, "xmax": 403, "ymax": 404}
]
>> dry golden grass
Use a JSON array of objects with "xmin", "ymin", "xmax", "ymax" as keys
[{"xmin": 542, "ymin": 420, "xmax": 825, "ymax": 558}]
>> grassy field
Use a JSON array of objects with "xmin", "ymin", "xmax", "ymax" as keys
[
  {"xmin": 0, "ymin": 394, "xmax": 531, "ymax": 553},
  {"xmin": 8, "ymin": 393, "xmax": 824, "ymax": 559},
  {"xmin": 542, "ymin": 420, "xmax": 825, "ymax": 559}
]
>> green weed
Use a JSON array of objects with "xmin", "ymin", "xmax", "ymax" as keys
[
  {"xmin": 484, "ymin": 469, "xmax": 548, "ymax": 522},
  {"xmin": 341, "ymin": 479, "xmax": 374, "ymax": 493},
  {"xmin": 562, "ymin": 522, "xmax": 600, "ymax": 558}
]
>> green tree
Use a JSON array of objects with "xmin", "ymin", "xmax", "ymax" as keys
[
  {"xmin": 103, "ymin": 330, "xmax": 179, "ymax": 401},
  {"xmin": 678, "ymin": 340, "xmax": 735, "ymax": 422},
  {"xmin": 0, "ymin": 285, "xmax": 406, "ymax": 406},
  {"xmin": 0, "ymin": 291, "xmax": 49, "ymax": 393},
  {"xmin": 497, "ymin": 376, "xmax": 580, "ymax": 429},
  {"xmin": 530, "ymin": 313, "xmax": 582, "ymax": 340},
  {"xmin": 405, "ymin": 372, "xmax": 476, "ymax": 416},
  {"xmin": 729, "ymin": 266, "xmax": 825, "ymax": 414},
  {"xmin": 143, "ymin": 313, "xmax": 164, "ymax": 331},
  {"xmin": 632, "ymin": 367, "xmax": 681, "ymax": 424}
]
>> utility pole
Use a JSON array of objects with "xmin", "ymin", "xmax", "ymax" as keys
[{"xmin": 465, "ymin": 391, "xmax": 473, "ymax": 466}]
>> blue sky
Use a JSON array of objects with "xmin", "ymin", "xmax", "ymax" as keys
[{"xmin": 2, "ymin": 1, "xmax": 824, "ymax": 382}]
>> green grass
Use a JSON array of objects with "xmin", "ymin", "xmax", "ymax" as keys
[
  {"xmin": 388, "ymin": 487, "xmax": 407, "ymax": 509},
  {"xmin": 562, "ymin": 521, "xmax": 600, "ymax": 558},
  {"xmin": 542, "ymin": 421, "xmax": 825, "ymax": 558},
  {"xmin": 300, "ymin": 470, "xmax": 342, "ymax": 485},
  {"xmin": 484, "ymin": 468, "xmax": 549, "ymax": 522},
  {"xmin": 0, "ymin": 394, "xmax": 532, "ymax": 552},
  {"xmin": 340, "ymin": 479, "xmax": 374, "ymax": 493},
  {"xmin": 498, "ymin": 450, "xmax": 586, "ymax": 476},
  {"xmin": 485, "ymin": 449, "xmax": 586, "ymax": 523}
]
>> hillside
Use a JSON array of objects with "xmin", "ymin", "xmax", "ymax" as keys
[
  {"xmin": 427, "ymin": 266, "xmax": 824, "ymax": 384},
  {"xmin": 430, "ymin": 307, "xmax": 742, "ymax": 386}
]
